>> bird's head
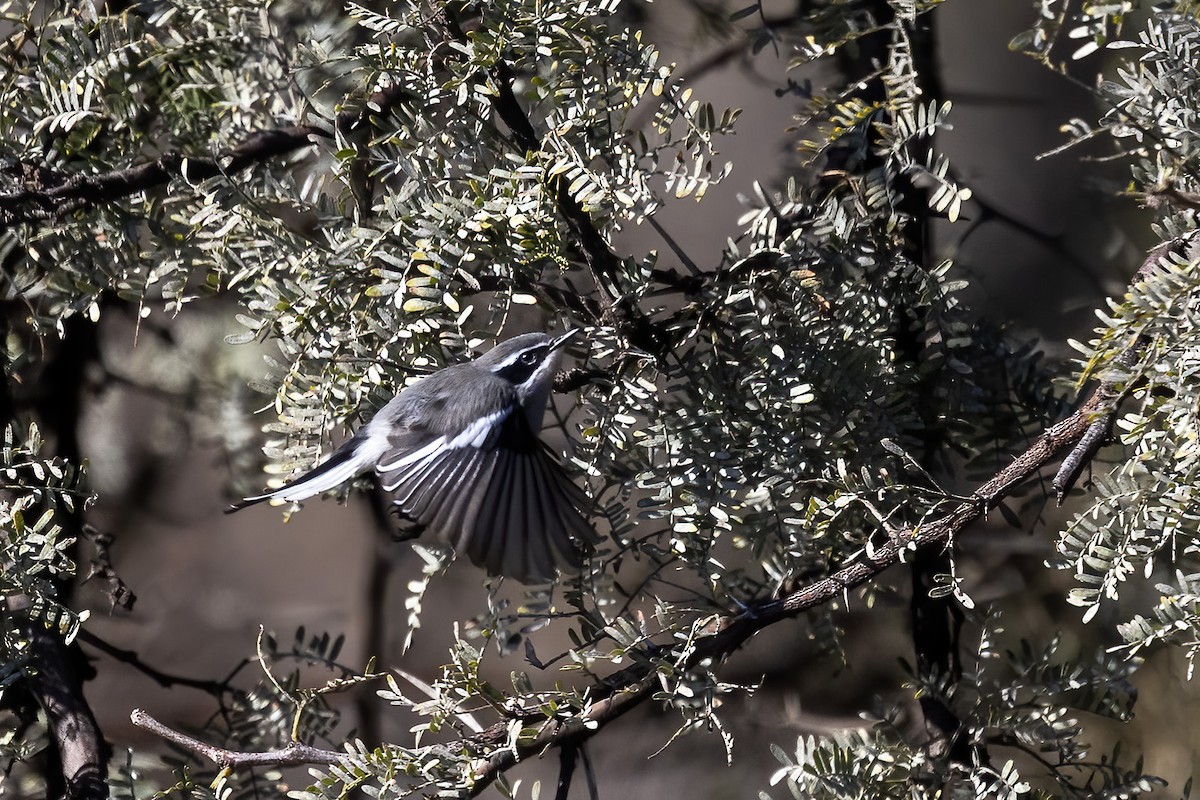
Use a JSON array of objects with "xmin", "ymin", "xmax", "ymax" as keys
[
  {"xmin": 476, "ymin": 330, "xmax": 577, "ymax": 391},
  {"xmin": 474, "ymin": 330, "xmax": 577, "ymax": 429}
]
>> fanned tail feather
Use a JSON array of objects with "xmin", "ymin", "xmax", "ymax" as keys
[{"xmin": 226, "ymin": 432, "xmax": 381, "ymax": 513}]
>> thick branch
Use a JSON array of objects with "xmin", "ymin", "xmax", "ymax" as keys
[
  {"xmin": 0, "ymin": 128, "xmax": 319, "ymax": 224},
  {"xmin": 24, "ymin": 312, "xmax": 110, "ymax": 800},
  {"xmin": 130, "ymin": 709, "xmax": 342, "ymax": 769},
  {"xmin": 464, "ymin": 385, "xmax": 1107, "ymax": 795},
  {"xmin": 27, "ymin": 625, "xmax": 110, "ymax": 800}
]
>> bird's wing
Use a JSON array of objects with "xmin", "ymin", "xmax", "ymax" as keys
[{"xmin": 377, "ymin": 403, "xmax": 599, "ymax": 584}]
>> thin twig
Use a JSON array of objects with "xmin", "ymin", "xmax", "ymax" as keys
[
  {"xmin": 580, "ymin": 743, "xmax": 599, "ymax": 800},
  {"xmin": 78, "ymin": 630, "xmax": 231, "ymax": 698},
  {"xmin": 643, "ymin": 215, "xmax": 703, "ymax": 276},
  {"xmin": 130, "ymin": 709, "xmax": 342, "ymax": 768},
  {"xmin": 626, "ymin": 8, "xmax": 811, "ymax": 132},
  {"xmin": 80, "ymin": 524, "xmax": 136, "ymax": 611}
]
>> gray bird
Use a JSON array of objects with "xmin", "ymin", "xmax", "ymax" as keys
[{"xmin": 228, "ymin": 330, "xmax": 598, "ymax": 583}]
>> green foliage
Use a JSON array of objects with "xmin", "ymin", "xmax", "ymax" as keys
[
  {"xmin": 1, "ymin": 0, "xmax": 317, "ymax": 322},
  {"xmin": 1057, "ymin": 247, "xmax": 1200, "ymax": 619},
  {"xmin": 1118, "ymin": 571, "xmax": 1200, "ymax": 674},
  {"xmin": 0, "ymin": 423, "xmax": 89, "ymax": 644},
  {"xmin": 1034, "ymin": 12, "xmax": 1200, "ymax": 642},
  {"xmin": 763, "ymin": 616, "xmax": 1166, "ymax": 799},
  {"xmin": 764, "ymin": 728, "xmax": 934, "ymax": 800},
  {"xmin": 0, "ymin": 423, "xmax": 90, "ymax": 777},
  {"xmin": 3, "ymin": 0, "xmax": 1200, "ymax": 798}
]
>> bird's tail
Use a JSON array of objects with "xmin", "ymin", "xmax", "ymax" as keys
[{"xmin": 226, "ymin": 431, "xmax": 381, "ymax": 513}]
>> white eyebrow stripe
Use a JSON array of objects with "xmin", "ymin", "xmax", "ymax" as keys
[
  {"xmin": 488, "ymin": 345, "xmax": 549, "ymax": 372},
  {"xmin": 516, "ymin": 353, "xmax": 561, "ymax": 391}
]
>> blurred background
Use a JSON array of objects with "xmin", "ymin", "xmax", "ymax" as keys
[{"xmin": 57, "ymin": 0, "xmax": 1200, "ymax": 795}]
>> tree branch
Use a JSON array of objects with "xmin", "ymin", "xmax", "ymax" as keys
[
  {"xmin": 129, "ymin": 709, "xmax": 342, "ymax": 769},
  {"xmin": 554, "ymin": 743, "xmax": 578, "ymax": 800},
  {"xmin": 0, "ymin": 128, "xmax": 318, "ymax": 224},
  {"xmin": 0, "ymin": 85, "xmax": 412, "ymax": 225},
  {"xmin": 27, "ymin": 625, "xmax": 110, "ymax": 800},
  {"xmin": 463, "ymin": 380, "xmax": 1111, "ymax": 795},
  {"xmin": 440, "ymin": 9, "xmax": 669, "ymax": 357},
  {"xmin": 77, "ymin": 631, "xmax": 232, "ymax": 698}
]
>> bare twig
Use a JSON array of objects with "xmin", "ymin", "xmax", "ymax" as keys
[
  {"xmin": 626, "ymin": 9, "xmax": 811, "ymax": 132},
  {"xmin": 78, "ymin": 630, "xmax": 232, "ymax": 698},
  {"xmin": 130, "ymin": 709, "xmax": 342, "ymax": 768},
  {"xmin": 80, "ymin": 524, "xmax": 136, "ymax": 611},
  {"xmin": 580, "ymin": 744, "xmax": 598, "ymax": 800},
  {"xmin": 643, "ymin": 215, "xmax": 702, "ymax": 276}
]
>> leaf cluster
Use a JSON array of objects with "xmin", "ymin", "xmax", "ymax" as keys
[
  {"xmin": 1033, "ymin": 12, "xmax": 1200, "ymax": 648},
  {"xmin": 0, "ymin": 423, "xmax": 91, "ymax": 776}
]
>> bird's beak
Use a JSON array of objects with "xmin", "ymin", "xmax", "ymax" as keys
[{"xmin": 550, "ymin": 328, "xmax": 580, "ymax": 352}]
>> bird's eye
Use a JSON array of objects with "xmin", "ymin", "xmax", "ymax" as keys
[{"xmin": 519, "ymin": 351, "xmax": 539, "ymax": 365}]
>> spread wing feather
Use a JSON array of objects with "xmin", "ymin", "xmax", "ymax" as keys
[
  {"xmin": 377, "ymin": 407, "xmax": 598, "ymax": 583},
  {"xmin": 532, "ymin": 448, "xmax": 594, "ymax": 567}
]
